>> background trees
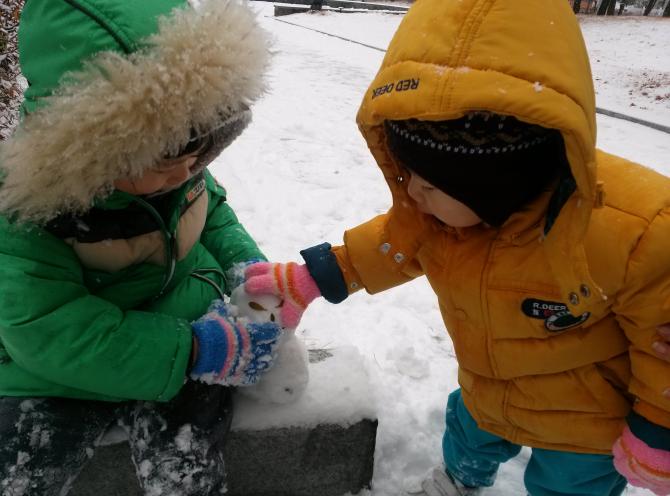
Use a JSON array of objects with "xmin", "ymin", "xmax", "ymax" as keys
[
  {"xmin": 573, "ymin": 0, "xmax": 670, "ymax": 15},
  {"xmin": 0, "ymin": 0, "xmax": 25, "ymax": 140}
]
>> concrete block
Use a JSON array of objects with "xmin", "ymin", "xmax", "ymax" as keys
[
  {"xmin": 70, "ymin": 347, "xmax": 377, "ymax": 495},
  {"xmin": 69, "ymin": 420, "xmax": 376, "ymax": 496},
  {"xmin": 224, "ymin": 419, "xmax": 377, "ymax": 496},
  {"xmin": 69, "ymin": 442, "xmax": 142, "ymax": 496},
  {"xmin": 267, "ymin": 0, "xmax": 408, "ymax": 14},
  {"xmin": 326, "ymin": 0, "xmax": 408, "ymax": 12},
  {"xmin": 274, "ymin": 4, "xmax": 311, "ymax": 16}
]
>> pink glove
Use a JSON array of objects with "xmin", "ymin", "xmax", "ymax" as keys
[
  {"xmin": 613, "ymin": 426, "xmax": 670, "ymax": 495},
  {"xmin": 244, "ymin": 262, "xmax": 321, "ymax": 328}
]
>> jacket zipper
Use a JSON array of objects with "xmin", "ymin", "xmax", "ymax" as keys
[{"xmin": 131, "ymin": 196, "xmax": 177, "ymax": 297}]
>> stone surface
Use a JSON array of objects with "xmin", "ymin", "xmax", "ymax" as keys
[
  {"xmin": 274, "ymin": 4, "xmax": 311, "ymax": 16},
  {"xmin": 326, "ymin": 0, "xmax": 408, "ymax": 11},
  {"xmin": 70, "ymin": 348, "xmax": 377, "ymax": 495},
  {"xmin": 268, "ymin": 0, "xmax": 409, "ymax": 12},
  {"xmin": 69, "ymin": 442, "xmax": 142, "ymax": 496},
  {"xmin": 69, "ymin": 420, "xmax": 377, "ymax": 496},
  {"xmin": 225, "ymin": 420, "xmax": 377, "ymax": 496}
]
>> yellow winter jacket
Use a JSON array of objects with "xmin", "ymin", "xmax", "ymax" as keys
[{"xmin": 332, "ymin": 0, "xmax": 670, "ymax": 453}]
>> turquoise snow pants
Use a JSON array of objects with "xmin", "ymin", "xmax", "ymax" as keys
[{"xmin": 442, "ymin": 389, "xmax": 628, "ymax": 496}]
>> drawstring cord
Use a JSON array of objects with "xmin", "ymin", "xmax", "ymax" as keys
[{"xmin": 190, "ymin": 268, "xmax": 227, "ymax": 300}]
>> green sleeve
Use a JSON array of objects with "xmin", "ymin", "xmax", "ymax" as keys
[
  {"xmin": 0, "ymin": 221, "xmax": 192, "ymax": 401},
  {"xmin": 201, "ymin": 172, "xmax": 267, "ymax": 277}
]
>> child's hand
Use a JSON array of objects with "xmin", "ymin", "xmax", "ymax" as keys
[
  {"xmin": 190, "ymin": 299, "xmax": 283, "ymax": 386},
  {"xmin": 613, "ymin": 426, "xmax": 670, "ymax": 495},
  {"xmin": 244, "ymin": 262, "xmax": 321, "ymax": 328}
]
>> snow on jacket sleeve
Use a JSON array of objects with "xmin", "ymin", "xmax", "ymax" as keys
[
  {"xmin": 0, "ymin": 218, "xmax": 192, "ymax": 401},
  {"xmin": 613, "ymin": 207, "xmax": 670, "ymax": 450},
  {"xmin": 331, "ymin": 211, "xmax": 424, "ymax": 295},
  {"xmin": 200, "ymin": 173, "xmax": 266, "ymax": 287}
]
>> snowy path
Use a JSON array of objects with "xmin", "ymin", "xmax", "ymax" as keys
[{"xmin": 213, "ymin": 5, "xmax": 665, "ymax": 495}]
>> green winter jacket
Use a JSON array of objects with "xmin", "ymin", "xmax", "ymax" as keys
[
  {"xmin": 0, "ymin": 173, "xmax": 266, "ymax": 402},
  {"xmin": 0, "ymin": 0, "xmax": 271, "ymax": 401}
]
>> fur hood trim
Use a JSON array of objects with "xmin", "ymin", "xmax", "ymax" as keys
[{"xmin": 0, "ymin": 0, "xmax": 270, "ymax": 223}]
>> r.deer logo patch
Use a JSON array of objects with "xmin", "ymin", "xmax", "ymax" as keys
[
  {"xmin": 521, "ymin": 298, "xmax": 590, "ymax": 332},
  {"xmin": 186, "ymin": 179, "xmax": 206, "ymax": 203}
]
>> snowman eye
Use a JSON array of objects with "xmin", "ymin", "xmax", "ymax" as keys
[{"xmin": 249, "ymin": 302, "xmax": 267, "ymax": 311}]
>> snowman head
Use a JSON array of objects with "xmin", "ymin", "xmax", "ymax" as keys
[{"xmin": 230, "ymin": 286, "xmax": 285, "ymax": 327}]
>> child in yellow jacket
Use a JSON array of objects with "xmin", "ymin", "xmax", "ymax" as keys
[{"xmin": 242, "ymin": 0, "xmax": 670, "ymax": 495}]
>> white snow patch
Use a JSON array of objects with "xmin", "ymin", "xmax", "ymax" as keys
[
  {"xmin": 175, "ymin": 424, "xmax": 193, "ymax": 453},
  {"xmin": 388, "ymin": 345, "xmax": 430, "ymax": 379},
  {"xmin": 15, "ymin": 452, "xmax": 29, "ymax": 466},
  {"xmin": 138, "ymin": 460, "xmax": 153, "ymax": 479},
  {"xmin": 1, "ymin": 476, "xmax": 30, "ymax": 496},
  {"xmin": 19, "ymin": 398, "xmax": 44, "ymax": 413},
  {"xmin": 232, "ymin": 346, "xmax": 376, "ymax": 430},
  {"xmin": 97, "ymin": 424, "xmax": 129, "ymax": 446}
]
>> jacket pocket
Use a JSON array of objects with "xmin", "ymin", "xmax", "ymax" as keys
[{"xmin": 507, "ymin": 364, "xmax": 630, "ymax": 416}]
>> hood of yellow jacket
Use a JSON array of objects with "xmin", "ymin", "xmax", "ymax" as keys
[{"xmin": 356, "ymin": 0, "xmax": 601, "ymax": 314}]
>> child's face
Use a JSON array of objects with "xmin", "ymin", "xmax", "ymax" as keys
[
  {"xmin": 113, "ymin": 154, "xmax": 199, "ymax": 196},
  {"xmin": 407, "ymin": 172, "xmax": 482, "ymax": 227}
]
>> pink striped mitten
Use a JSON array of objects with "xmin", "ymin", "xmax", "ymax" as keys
[
  {"xmin": 244, "ymin": 262, "xmax": 321, "ymax": 328},
  {"xmin": 613, "ymin": 426, "xmax": 670, "ymax": 495}
]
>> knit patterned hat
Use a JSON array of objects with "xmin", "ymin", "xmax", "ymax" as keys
[{"xmin": 385, "ymin": 113, "xmax": 567, "ymax": 227}]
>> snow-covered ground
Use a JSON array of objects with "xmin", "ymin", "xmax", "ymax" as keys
[{"xmin": 214, "ymin": 5, "xmax": 668, "ymax": 495}]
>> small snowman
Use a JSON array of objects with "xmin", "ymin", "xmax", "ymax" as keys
[{"xmin": 229, "ymin": 285, "xmax": 309, "ymax": 404}]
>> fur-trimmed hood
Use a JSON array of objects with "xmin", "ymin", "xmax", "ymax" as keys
[{"xmin": 0, "ymin": 0, "xmax": 270, "ymax": 223}]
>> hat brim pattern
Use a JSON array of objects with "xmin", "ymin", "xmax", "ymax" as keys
[
  {"xmin": 189, "ymin": 109, "xmax": 253, "ymax": 177},
  {"xmin": 0, "ymin": 0, "xmax": 270, "ymax": 223}
]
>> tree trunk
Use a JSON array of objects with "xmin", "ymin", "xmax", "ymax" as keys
[
  {"xmin": 663, "ymin": 0, "xmax": 670, "ymax": 16},
  {"xmin": 597, "ymin": 0, "xmax": 611, "ymax": 15},
  {"xmin": 644, "ymin": 0, "xmax": 658, "ymax": 15},
  {"xmin": 572, "ymin": 0, "xmax": 581, "ymax": 13},
  {"xmin": 607, "ymin": 0, "xmax": 616, "ymax": 14}
]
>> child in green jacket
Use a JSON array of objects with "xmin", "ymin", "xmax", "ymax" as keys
[{"xmin": 0, "ymin": 1, "xmax": 282, "ymax": 493}]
